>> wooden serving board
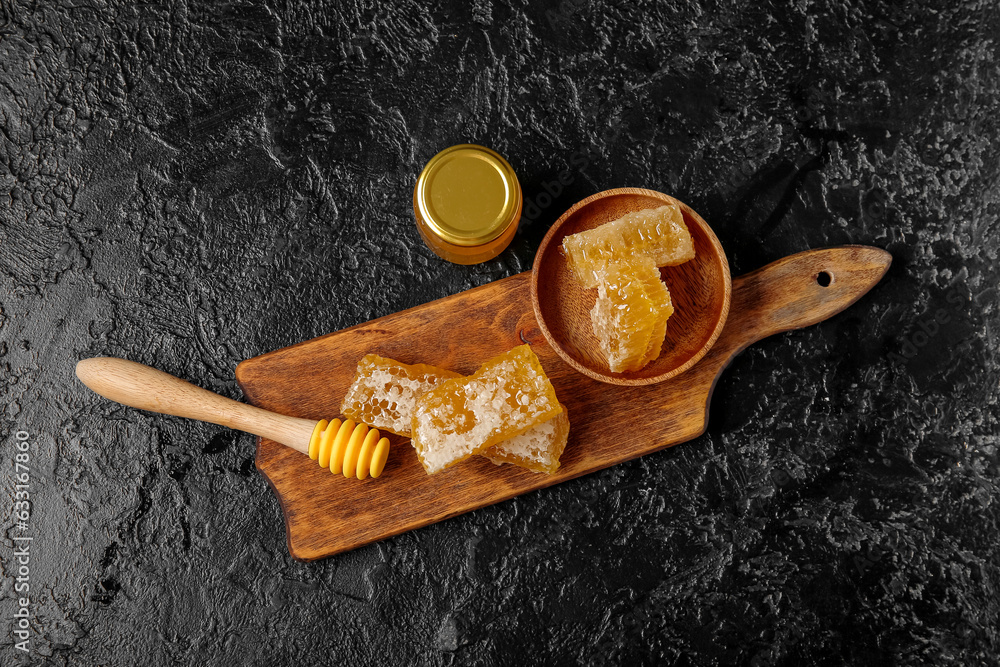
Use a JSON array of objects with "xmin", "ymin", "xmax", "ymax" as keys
[{"xmin": 235, "ymin": 246, "xmax": 890, "ymax": 561}]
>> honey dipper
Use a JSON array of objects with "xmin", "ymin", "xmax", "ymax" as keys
[{"xmin": 75, "ymin": 358, "xmax": 390, "ymax": 479}]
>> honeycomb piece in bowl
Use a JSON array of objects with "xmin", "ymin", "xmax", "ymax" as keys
[
  {"xmin": 562, "ymin": 203, "xmax": 694, "ymax": 289},
  {"xmin": 412, "ymin": 345, "xmax": 561, "ymax": 474},
  {"xmin": 482, "ymin": 405, "xmax": 569, "ymax": 474},
  {"xmin": 341, "ymin": 354, "xmax": 462, "ymax": 437},
  {"xmin": 635, "ymin": 266, "xmax": 674, "ymax": 369},
  {"xmin": 590, "ymin": 256, "xmax": 674, "ymax": 373}
]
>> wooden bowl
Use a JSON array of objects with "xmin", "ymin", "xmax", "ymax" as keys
[{"xmin": 531, "ymin": 188, "xmax": 731, "ymax": 386}]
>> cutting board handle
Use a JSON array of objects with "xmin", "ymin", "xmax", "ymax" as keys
[
  {"xmin": 75, "ymin": 358, "xmax": 317, "ymax": 454},
  {"xmin": 711, "ymin": 245, "xmax": 892, "ymax": 365}
]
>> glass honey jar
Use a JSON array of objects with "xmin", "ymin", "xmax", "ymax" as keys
[{"xmin": 413, "ymin": 144, "xmax": 522, "ymax": 265}]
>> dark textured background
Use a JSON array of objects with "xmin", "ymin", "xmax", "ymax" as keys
[{"xmin": 1, "ymin": 0, "xmax": 998, "ymax": 664}]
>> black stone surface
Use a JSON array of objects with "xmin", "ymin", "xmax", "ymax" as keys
[{"xmin": 1, "ymin": 1, "xmax": 998, "ymax": 665}]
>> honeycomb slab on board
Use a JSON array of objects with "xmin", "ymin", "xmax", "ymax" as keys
[
  {"xmin": 341, "ymin": 354, "xmax": 461, "ymax": 437},
  {"xmin": 483, "ymin": 405, "xmax": 570, "ymax": 474},
  {"xmin": 411, "ymin": 345, "xmax": 561, "ymax": 474}
]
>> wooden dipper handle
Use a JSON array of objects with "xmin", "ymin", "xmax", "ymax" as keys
[{"xmin": 75, "ymin": 357, "xmax": 317, "ymax": 455}]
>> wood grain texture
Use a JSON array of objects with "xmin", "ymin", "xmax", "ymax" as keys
[
  {"xmin": 532, "ymin": 188, "xmax": 732, "ymax": 385},
  {"xmin": 236, "ymin": 245, "xmax": 891, "ymax": 561}
]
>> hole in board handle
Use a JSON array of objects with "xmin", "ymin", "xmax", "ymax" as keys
[{"xmin": 817, "ymin": 271, "xmax": 832, "ymax": 287}]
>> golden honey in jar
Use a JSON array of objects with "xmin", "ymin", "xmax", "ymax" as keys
[{"xmin": 413, "ymin": 144, "xmax": 522, "ymax": 265}]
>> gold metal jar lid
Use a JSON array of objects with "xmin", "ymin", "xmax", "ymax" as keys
[{"xmin": 414, "ymin": 144, "xmax": 521, "ymax": 264}]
